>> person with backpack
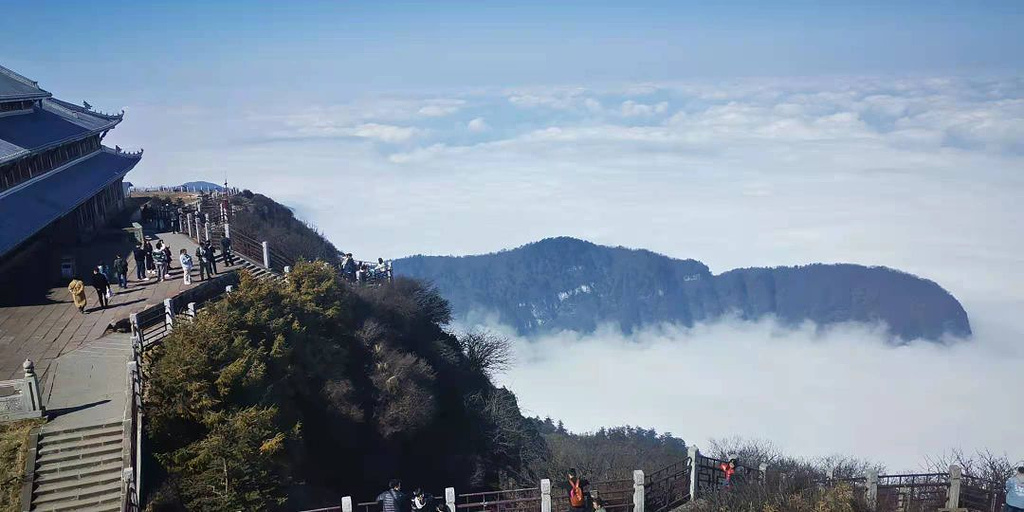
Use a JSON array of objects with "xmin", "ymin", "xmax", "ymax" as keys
[
  {"xmin": 377, "ymin": 479, "xmax": 406, "ymax": 512},
  {"xmin": 591, "ymin": 497, "xmax": 606, "ymax": 512},
  {"xmin": 113, "ymin": 254, "xmax": 129, "ymax": 289},
  {"xmin": 568, "ymin": 468, "xmax": 586, "ymax": 512}
]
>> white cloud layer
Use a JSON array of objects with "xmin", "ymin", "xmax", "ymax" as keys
[
  {"xmin": 113, "ymin": 75, "xmax": 1024, "ymax": 468},
  {"xmin": 488, "ymin": 312, "xmax": 1024, "ymax": 472}
]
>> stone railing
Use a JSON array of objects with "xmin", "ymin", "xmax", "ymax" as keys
[
  {"xmin": 298, "ymin": 471, "xmax": 647, "ymax": 512},
  {"xmin": 0, "ymin": 360, "xmax": 44, "ymax": 421}
]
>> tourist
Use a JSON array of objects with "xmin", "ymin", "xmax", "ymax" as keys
[
  {"xmin": 162, "ymin": 243, "xmax": 173, "ymax": 277},
  {"xmin": 221, "ymin": 235, "xmax": 235, "ymax": 266},
  {"xmin": 591, "ymin": 498, "xmax": 606, "ymax": 512},
  {"xmin": 113, "ymin": 254, "xmax": 129, "ymax": 289},
  {"xmin": 342, "ymin": 253, "xmax": 356, "ymax": 282},
  {"xmin": 1007, "ymin": 466, "xmax": 1024, "ymax": 512},
  {"xmin": 411, "ymin": 489, "xmax": 434, "ymax": 512},
  {"xmin": 719, "ymin": 457, "xmax": 738, "ymax": 489},
  {"xmin": 132, "ymin": 243, "xmax": 147, "ymax": 281},
  {"xmin": 377, "ymin": 479, "xmax": 406, "ymax": 512},
  {"xmin": 195, "ymin": 246, "xmax": 207, "ymax": 281},
  {"xmin": 67, "ymin": 276, "xmax": 87, "ymax": 314},
  {"xmin": 154, "ymin": 243, "xmax": 168, "ymax": 281},
  {"xmin": 568, "ymin": 468, "xmax": 586, "ymax": 512},
  {"xmin": 91, "ymin": 268, "xmax": 110, "ymax": 309},
  {"xmin": 204, "ymin": 241, "xmax": 218, "ymax": 275},
  {"xmin": 144, "ymin": 240, "xmax": 155, "ymax": 276},
  {"xmin": 179, "ymin": 249, "xmax": 194, "ymax": 285},
  {"xmin": 375, "ymin": 257, "xmax": 390, "ymax": 280}
]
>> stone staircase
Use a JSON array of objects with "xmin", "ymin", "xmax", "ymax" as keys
[{"xmin": 28, "ymin": 420, "xmax": 124, "ymax": 511}]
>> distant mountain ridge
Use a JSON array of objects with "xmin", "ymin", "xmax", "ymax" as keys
[{"xmin": 394, "ymin": 237, "xmax": 971, "ymax": 341}]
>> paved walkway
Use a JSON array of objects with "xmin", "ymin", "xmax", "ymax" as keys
[
  {"xmin": 0, "ymin": 229, "xmax": 240, "ymax": 392},
  {"xmin": 41, "ymin": 333, "xmax": 133, "ymax": 431}
]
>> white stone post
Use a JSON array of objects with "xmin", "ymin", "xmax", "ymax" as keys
[
  {"xmin": 541, "ymin": 479, "xmax": 551, "ymax": 512},
  {"xmin": 130, "ymin": 313, "xmax": 144, "ymax": 349},
  {"xmin": 445, "ymin": 487, "xmax": 456, "ymax": 512},
  {"xmin": 164, "ymin": 298, "xmax": 175, "ymax": 331},
  {"xmin": 23, "ymin": 360, "xmax": 43, "ymax": 414},
  {"xmin": 284, "ymin": 265, "xmax": 291, "ymax": 275},
  {"xmin": 759, "ymin": 463, "xmax": 768, "ymax": 483},
  {"xmin": 203, "ymin": 213, "xmax": 211, "ymax": 241},
  {"xmin": 262, "ymin": 241, "xmax": 270, "ymax": 269},
  {"xmin": 633, "ymin": 470, "xmax": 645, "ymax": 512},
  {"xmin": 187, "ymin": 302, "xmax": 197, "ymax": 319},
  {"xmin": 865, "ymin": 470, "xmax": 878, "ymax": 509},
  {"xmin": 194, "ymin": 216, "xmax": 202, "ymax": 243},
  {"xmin": 341, "ymin": 496, "xmax": 353, "ymax": 512},
  {"xmin": 946, "ymin": 465, "xmax": 962, "ymax": 510},
  {"xmin": 225, "ymin": 285, "xmax": 234, "ymax": 293},
  {"xmin": 688, "ymin": 445, "xmax": 700, "ymax": 500},
  {"xmin": 223, "ymin": 222, "xmax": 230, "ymax": 239},
  {"xmin": 186, "ymin": 213, "xmax": 194, "ymax": 238}
]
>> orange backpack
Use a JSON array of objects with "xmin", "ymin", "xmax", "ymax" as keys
[{"xmin": 569, "ymin": 478, "xmax": 584, "ymax": 508}]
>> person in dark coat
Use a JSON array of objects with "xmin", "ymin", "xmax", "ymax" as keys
[
  {"xmin": 221, "ymin": 236, "xmax": 235, "ymax": 266},
  {"xmin": 377, "ymin": 479, "xmax": 406, "ymax": 512},
  {"xmin": 195, "ymin": 246, "xmax": 207, "ymax": 280},
  {"xmin": 144, "ymin": 241, "xmax": 155, "ymax": 274},
  {"xmin": 91, "ymin": 268, "xmax": 110, "ymax": 309},
  {"xmin": 204, "ymin": 242, "xmax": 218, "ymax": 275},
  {"xmin": 132, "ymin": 243, "xmax": 147, "ymax": 281},
  {"xmin": 113, "ymin": 254, "xmax": 128, "ymax": 289}
]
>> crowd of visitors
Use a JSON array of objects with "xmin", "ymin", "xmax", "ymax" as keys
[
  {"xmin": 376, "ymin": 480, "xmax": 447, "ymax": 512},
  {"xmin": 341, "ymin": 253, "xmax": 393, "ymax": 284},
  {"xmin": 66, "ymin": 235, "xmax": 236, "ymax": 313}
]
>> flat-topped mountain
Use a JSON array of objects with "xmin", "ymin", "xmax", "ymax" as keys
[{"xmin": 394, "ymin": 237, "xmax": 971, "ymax": 341}]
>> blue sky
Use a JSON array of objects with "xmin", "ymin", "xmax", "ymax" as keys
[
  {"xmin": 3, "ymin": 1, "xmax": 1024, "ymax": 468},
  {"xmin": 2, "ymin": 1, "xmax": 1023, "ymax": 102}
]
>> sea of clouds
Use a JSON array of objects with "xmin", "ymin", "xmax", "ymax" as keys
[{"xmin": 115, "ymin": 75, "xmax": 1024, "ymax": 470}]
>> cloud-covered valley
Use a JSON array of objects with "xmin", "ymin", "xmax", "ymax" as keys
[{"xmin": 114, "ymin": 75, "xmax": 1024, "ymax": 469}]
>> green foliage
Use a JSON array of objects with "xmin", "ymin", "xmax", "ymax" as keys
[
  {"xmin": 230, "ymin": 192, "xmax": 342, "ymax": 265},
  {"xmin": 0, "ymin": 418, "xmax": 44, "ymax": 512},
  {"xmin": 145, "ymin": 262, "xmax": 545, "ymax": 510},
  {"xmin": 528, "ymin": 420, "xmax": 688, "ymax": 482}
]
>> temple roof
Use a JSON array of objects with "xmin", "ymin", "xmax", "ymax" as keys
[
  {"xmin": 0, "ymin": 148, "xmax": 141, "ymax": 257},
  {"xmin": 0, "ymin": 65, "xmax": 51, "ymax": 102},
  {"xmin": 0, "ymin": 100, "xmax": 121, "ymax": 164}
]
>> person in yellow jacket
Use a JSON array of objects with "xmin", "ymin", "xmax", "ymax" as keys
[{"xmin": 67, "ymin": 276, "xmax": 87, "ymax": 313}]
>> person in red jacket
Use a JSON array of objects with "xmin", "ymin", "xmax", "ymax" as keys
[{"xmin": 720, "ymin": 457, "xmax": 738, "ymax": 489}]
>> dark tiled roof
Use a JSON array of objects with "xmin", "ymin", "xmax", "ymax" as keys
[
  {"xmin": 0, "ymin": 149, "xmax": 141, "ymax": 257},
  {"xmin": 0, "ymin": 66, "xmax": 50, "ymax": 101},
  {"xmin": 0, "ymin": 139, "xmax": 25, "ymax": 161},
  {"xmin": 0, "ymin": 103, "xmax": 120, "ymax": 163}
]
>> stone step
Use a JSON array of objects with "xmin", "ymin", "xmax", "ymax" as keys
[
  {"xmin": 31, "ymin": 490, "xmax": 121, "ymax": 512},
  {"xmin": 35, "ymin": 460, "xmax": 122, "ymax": 485},
  {"xmin": 38, "ymin": 435, "xmax": 121, "ymax": 457},
  {"xmin": 30, "ymin": 479, "xmax": 121, "ymax": 507},
  {"xmin": 36, "ymin": 443, "xmax": 121, "ymax": 465},
  {"xmin": 38, "ymin": 426, "xmax": 121, "ymax": 451},
  {"xmin": 35, "ymin": 452, "xmax": 121, "ymax": 476},
  {"xmin": 40, "ymin": 420, "xmax": 121, "ymax": 436},
  {"xmin": 35, "ymin": 470, "xmax": 122, "ymax": 497}
]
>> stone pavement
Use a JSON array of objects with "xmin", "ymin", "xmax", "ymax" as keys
[
  {"xmin": 41, "ymin": 333, "xmax": 133, "ymax": 431},
  {"xmin": 0, "ymin": 229, "xmax": 241, "ymax": 394}
]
